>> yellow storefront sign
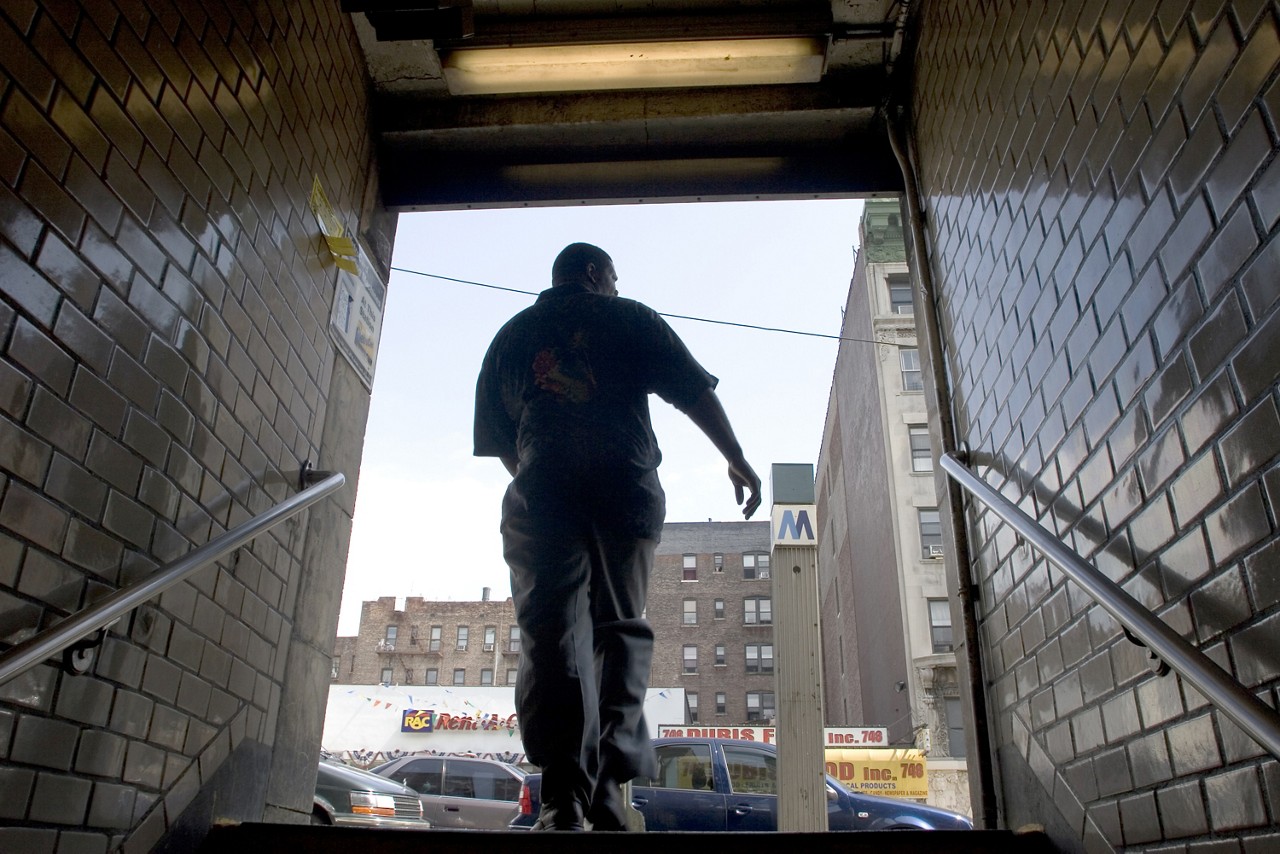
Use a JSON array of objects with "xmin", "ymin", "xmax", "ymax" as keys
[{"xmin": 824, "ymin": 748, "xmax": 927, "ymax": 799}]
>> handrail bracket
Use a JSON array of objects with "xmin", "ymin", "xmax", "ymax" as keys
[
  {"xmin": 300, "ymin": 459, "xmax": 337, "ymax": 491},
  {"xmin": 62, "ymin": 619, "xmax": 118, "ymax": 676},
  {"xmin": 1122, "ymin": 625, "xmax": 1172, "ymax": 677}
]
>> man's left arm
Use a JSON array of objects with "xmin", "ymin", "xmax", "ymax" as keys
[{"xmin": 681, "ymin": 387, "xmax": 762, "ymax": 519}]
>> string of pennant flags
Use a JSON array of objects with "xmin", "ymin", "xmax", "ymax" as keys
[{"xmin": 341, "ymin": 747, "xmax": 528, "ymax": 768}]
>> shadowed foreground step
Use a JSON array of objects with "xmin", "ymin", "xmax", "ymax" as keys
[{"xmin": 201, "ymin": 824, "xmax": 1056, "ymax": 853}]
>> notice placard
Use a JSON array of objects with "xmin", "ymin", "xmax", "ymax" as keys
[{"xmin": 310, "ymin": 176, "xmax": 384, "ymax": 390}]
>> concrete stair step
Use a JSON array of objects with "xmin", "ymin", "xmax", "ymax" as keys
[{"xmin": 201, "ymin": 823, "xmax": 1056, "ymax": 853}]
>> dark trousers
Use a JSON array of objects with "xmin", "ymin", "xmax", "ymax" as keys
[{"xmin": 502, "ymin": 503, "xmax": 659, "ymax": 812}]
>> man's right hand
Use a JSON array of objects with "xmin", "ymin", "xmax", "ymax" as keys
[{"xmin": 729, "ymin": 457, "xmax": 762, "ymax": 519}]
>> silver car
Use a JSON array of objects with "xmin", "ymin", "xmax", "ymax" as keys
[
  {"xmin": 372, "ymin": 755, "xmax": 527, "ymax": 829},
  {"xmin": 312, "ymin": 757, "xmax": 430, "ymax": 829}
]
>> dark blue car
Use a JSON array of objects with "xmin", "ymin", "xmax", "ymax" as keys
[{"xmin": 510, "ymin": 737, "xmax": 973, "ymax": 831}]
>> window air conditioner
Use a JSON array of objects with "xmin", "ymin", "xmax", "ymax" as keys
[{"xmin": 929, "ymin": 545, "xmax": 945, "ymax": 558}]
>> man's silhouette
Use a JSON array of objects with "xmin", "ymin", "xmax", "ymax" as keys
[{"xmin": 475, "ymin": 243, "xmax": 760, "ymax": 830}]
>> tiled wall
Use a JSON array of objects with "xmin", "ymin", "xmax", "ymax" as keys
[
  {"xmin": 912, "ymin": 1, "xmax": 1280, "ymax": 850},
  {"xmin": 0, "ymin": 2, "xmax": 380, "ymax": 851}
]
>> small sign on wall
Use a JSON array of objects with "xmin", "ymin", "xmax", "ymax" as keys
[
  {"xmin": 310, "ymin": 176, "xmax": 385, "ymax": 390},
  {"xmin": 824, "ymin": 748, "xmax": 928, "ymax": 799},
  {"xmin": 401, "ymin": 709, "xmax": 435, "ymax": 732}
]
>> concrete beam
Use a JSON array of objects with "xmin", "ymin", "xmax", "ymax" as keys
[{"xmin": 374, "ymin": 82, "xmax": 902, "ymax": 208}]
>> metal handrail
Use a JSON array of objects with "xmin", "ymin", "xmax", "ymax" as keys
[
  {"xmin": 0, "ymin": 470, "xmax": 345, "ymax": 687},
  {"xmin": 939, "ymin": 452, "xmax": 1280, "ymax": 760}
]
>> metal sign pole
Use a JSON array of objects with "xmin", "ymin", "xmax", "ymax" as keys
[{"xmin": 770, "ymin": 463, "xmax": 828, "ymax": 832}]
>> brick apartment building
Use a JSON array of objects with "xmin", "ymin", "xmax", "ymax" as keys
[
  {"xmin": 332, "ymin": 593, "xmax": 520, "ymax": 688},
  {"xmin": 336, "ymin": 520, "xmax": 773, "ymax": 731},
  {"xmin": 648, "ymin": 521, "xmax": 775, "ymax": 727}
]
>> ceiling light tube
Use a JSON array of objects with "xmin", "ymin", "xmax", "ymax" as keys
[{"xmin": 441, "ymin": 37, "xmax": 827, "ymax": 95}]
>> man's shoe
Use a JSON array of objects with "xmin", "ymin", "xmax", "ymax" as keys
[
  {"xmin": 531, "ymin": 799, "xmax": 585, "ymax": 831},
  {"xmin": 586, "ymin": 781, "xmax": 628, "ymax": 831}
]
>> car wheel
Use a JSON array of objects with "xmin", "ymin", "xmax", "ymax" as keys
[{"xmin": 311, "ymin": 808, "xmax": 332, "ymax": 826}]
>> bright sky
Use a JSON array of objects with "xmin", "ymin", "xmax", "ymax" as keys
[{"xmin": 336, "ymin": 199, "xmax": 865, "ymax": 636}]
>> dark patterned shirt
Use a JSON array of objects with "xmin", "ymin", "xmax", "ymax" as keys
[{"xmin": 474, "ymin": 282, "xmax": 717, "ymax": 537}]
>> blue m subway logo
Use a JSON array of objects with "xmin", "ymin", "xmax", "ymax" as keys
[{"xmin": 776, "ymin": 509, "xmax": 815, "ymax": 542}]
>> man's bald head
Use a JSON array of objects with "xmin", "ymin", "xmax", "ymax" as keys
[{"xmin": 552, "ymin": 243, "xmax": 616, "ymax": 294}]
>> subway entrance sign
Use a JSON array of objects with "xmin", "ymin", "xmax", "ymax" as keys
[{"xmin": 771, "ymin": 504, "xmax": 816, "ymax": 545}]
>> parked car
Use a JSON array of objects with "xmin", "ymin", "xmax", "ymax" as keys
[
  {"xmin": 312, "ymin": 756, "xmax": 431, "ymax": 829},
  {"xmin": 372, "ymin": 754, "xmax": 528, "ymax": 829},
  {"xmin": 510, "ymin": 737, "xmax": 973, "ymax": 831}
]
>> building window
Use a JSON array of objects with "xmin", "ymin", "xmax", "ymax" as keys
[
  {"xmin": 909, "ymin": 425, "xmax": 933, "ymax": 472},
  {"xmin": 403, "ymin": 668, "xmax": 413, "ymax": 684},
  {"xmin": 683, "ymin": 599, "xmax": 698, "ymax": 625},
  {"xmin": 331, "ymin": 657, "xmax": 339, "ymax": 679},
  {"xmin": 453, "ymin": 668, "xmax": 465, "ymax": 685},
  {"xmin": 745, "ymin": 644, "xmax": 774, "ymax": 674},
  {"xmin": 385, "ymin": 625, "xmax": 398, "ymax": 642},
  {"xmin": 743, "ymin": 552, "xmax": 770, "ymax": 580},
  {"xmin": 506, "ymin": 668, "xmax": 518, "ymax": 685},
  {"xmin": 683, "ymin": 554, "xmax": 697, "ymax": 581},
  {"xmin": 714, "ymin": 599, "xmax": 725, "ymax": 620},
  {"xmin": 456, "ymin": 626, "xmax": 469, "ymax": 651},
  {"xmin": 381, "ymin": 667, "xmax": 393, "ymax": 684},
  {"xmin": 715, "ymin": 692, "xmax": 727, "ymax": 715},
  {"xmin": 713, "ymin": 553, "xmax": 724, "ymax": 573},
  {"xmin": 744, "ymin": 596, "xmax": 772, "ymax": 625},
  {"xmin": 746, "ymin": 691, "xmax": 775, "ymax": 723},
  {"xmin": 426, "ymin": 668, "xmax": 438, "ymax": 685},
  {"xmin": 900, "ymin": 348, "xmax": 923, "ymax": 391},
  {"xmin": 508, "ymin": 625, "xmax": 521, "ymax": 653},
  {"xmin": 484, "ymin": 626, "xmax": 497, "ymax": 651},
  {"xmin": 481, "ymin": 668, "xmax": 493, "ymax": 686},
  {"xmin": 683, "ymin": 645, "xmax": 698, "ymax": 674},
  {"xmin": 715, "ymin": 644, "xmax": 726, "ymax": 666},
  {"xmin": 929, "ymin": 598, "xmax": 954, "ymax": 653},
  {"xmin": 888, "ymin": 275, "xmax": 913, "ymax": 314},
  {"xmin": 919, "ymin": 508, "xmax": 943, "ymax": 559},
  {"xmin": 429, "ymin": 625, "xmax": 442, "ymax": 652},
  {"xmin": 946, "ymin": 697, "xmax": 967, "ymax": 758},
  {"xmin": 688, "ymin": 692, "xmax": 699, "ymax": 723}
]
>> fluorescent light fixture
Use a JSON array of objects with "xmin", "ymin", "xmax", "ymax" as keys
[
  {"xmin": 442, "ymin": 37, "xmax": 826, "ymax": 95},
  {"xmin": 501, "ymin": 157, "xmax": 788, "ymax": 187}
]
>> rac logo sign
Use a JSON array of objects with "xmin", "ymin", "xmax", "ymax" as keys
[{"xmin": 772, "ymin": 505, "xmax": 816, "ymax": 545}]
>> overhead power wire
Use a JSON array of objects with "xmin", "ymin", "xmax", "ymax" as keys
[{"xmin": 389, "ymin": 265, "xmax": 913, "ymax": 348}]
